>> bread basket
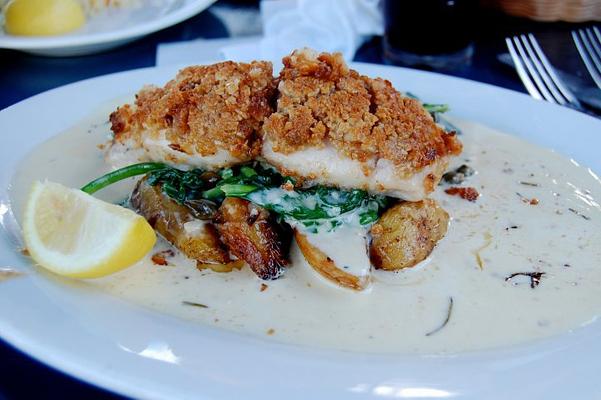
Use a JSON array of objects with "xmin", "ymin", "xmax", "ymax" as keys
[{"xmin": 493, "ymin": 0, "xmax": 601, "ymax": 22}]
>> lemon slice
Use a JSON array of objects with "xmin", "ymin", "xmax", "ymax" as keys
[
  {"xmin": 4, "ymin": 0, "xmax": 86, "ymax": 36},
  {"xmin": 23, "ymin": 181, "xmax": 156, "ymax": 278}
]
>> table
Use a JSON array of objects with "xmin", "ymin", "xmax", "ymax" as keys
[{"xmin": 0, "ymin": 3, "xmax": 594, "ymax": 399}]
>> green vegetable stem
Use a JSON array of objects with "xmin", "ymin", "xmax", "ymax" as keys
[
  {"xmin": 82, "ymin": 161, "xmax": 390, "ymax": 230},
  {"xmin": 81, "ymin": 162, "xmax": 167, "ymax": 194}
]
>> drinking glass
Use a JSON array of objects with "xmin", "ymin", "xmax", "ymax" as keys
[{"xmin": 383, "ymin": 0, "xmax": 476, "ymax": 71}]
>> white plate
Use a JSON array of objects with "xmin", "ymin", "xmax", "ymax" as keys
[
  {"xmin": 0, "ymin": 0, "xmax": 215, "ymax": 56},
  {"xmin": 1, "ymin": 63, "xmax": 601, "ymax": 400}
]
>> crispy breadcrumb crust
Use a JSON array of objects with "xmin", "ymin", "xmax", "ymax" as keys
[
  {"xmin": 262, "ymin": 49, "xmax": 462, "ymax": 178},
  {"xmin": 109, "ymin": 61, "xmax": 276, "ymax": 161}
]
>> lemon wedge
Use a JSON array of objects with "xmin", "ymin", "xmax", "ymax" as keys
[
  {"xmin": 4, "ymin": 0, "xmax": 86, "ymax": 36},
  {"xmin": 23, "ymin": 181, "xmax": 156, "ymax": 278}
]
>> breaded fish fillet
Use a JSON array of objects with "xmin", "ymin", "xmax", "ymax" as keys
[
  {"xmin": 261, "ymin": 49, "xmax": 462, "ymax": 201},
  {"xmin": 107, "ymin": 61, "xmax": 276, "ymax": 169}
]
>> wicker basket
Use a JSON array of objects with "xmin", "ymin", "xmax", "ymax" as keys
[{"xmin": 493, "ymin": 0, "xmax": 601, "ymax": 22}]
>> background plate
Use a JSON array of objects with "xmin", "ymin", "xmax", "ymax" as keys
[{"xmin": 0, "ymin": 0, "xmax": 215, "ymax": 56}]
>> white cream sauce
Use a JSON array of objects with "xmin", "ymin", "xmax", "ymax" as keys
[
  {"xmin": 303, "ymin": 225, "xmax": 371, "ymax": 284},
  {"xmin": 9, "ymin": 105, "xmax": 601, "ymax": 355}
]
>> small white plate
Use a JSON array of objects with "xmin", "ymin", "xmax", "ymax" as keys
[
  {"xmin": 0, "ymin": 0, "xmax": 215, "ymax": 56},
  {"xmin": 1, "ymin": 63, "xmax": 601, "ymax": 399}
]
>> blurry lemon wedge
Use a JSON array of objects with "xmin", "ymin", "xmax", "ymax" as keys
[
  {"xmin": 4, "ymin": 0, "xmax": 86, "ymax": 36},
  {"xmin": 23, "ymin": 181, "xmax": 156, "ymax": 278}
]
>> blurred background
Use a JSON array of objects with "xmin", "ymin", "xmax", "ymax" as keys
[
  {"xmin": 0, "ymin": 0, "xmax": 600, "ymax": 398},
  {"xmin": 1, "ymin": 0, "xmax": 601, "ymax": 113}
]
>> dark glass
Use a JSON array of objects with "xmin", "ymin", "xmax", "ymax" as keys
[{"xmin": 383, "ymin": 0, "xmax": 476, "ymax": 70}]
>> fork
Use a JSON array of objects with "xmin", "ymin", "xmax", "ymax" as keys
[
  {"xmin": 572, "ymin": 26, "xmax": 601, "ymax": 89},
  {"xmin": 506, "ymin": 34, "xmax": 583, "ymax": 110}
]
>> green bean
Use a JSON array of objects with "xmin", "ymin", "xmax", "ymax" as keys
[{"xmin": 81, "ymin": 162, "xmax": 167, "ymax": 194}]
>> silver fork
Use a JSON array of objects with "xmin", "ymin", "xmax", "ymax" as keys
[
  {"xmin": 506, "ymin": 34, "xmax": 582, "ymax": 110},
  {"xmin": 572, "ymin": 26, "xmax": 601, "ymax": 89}
]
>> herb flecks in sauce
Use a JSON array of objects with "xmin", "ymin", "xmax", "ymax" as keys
[
  {"xmin": 568, "ymin": 208, "xmax": 591, "ymax": 221},
  {"xmin": 505, "ymin": 272, "xmax": 546, "ymax": 289},
  {"xmin": 426, "ymin": 297, "xmax": 454, "ymax": 336},
  {"xmin": 473, "ymin": 232, "xmax": 493, "ymax": 270},
  {"xmin": 519, "ymin": 181, "xmax": 539, "ymax": 187},
  {"xmin": 182, "ymin": 301, "xmax": 209, "ymax": 308}
]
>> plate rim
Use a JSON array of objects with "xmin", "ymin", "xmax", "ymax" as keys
[
  {"xmin": 2, "ymin": 62, "xmax": 601, "ymax": 400},
  {"xmin": 0, "ymin": 0, "xmax": 216, "ymax": 50}
]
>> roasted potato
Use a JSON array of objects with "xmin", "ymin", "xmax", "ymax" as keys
[
  {"xmin": 215, "ymin": 198, "xmax": 291, "ymax": 280},
  {"xmin": 370, "ymin": 199, "xmax": 449, "ymax": 270},
  {"xmin": 131, "ymin": 178, "xmax": 235, "ymax": 270},
  {"xmin": 294, "ymin": 230, "xmax": 370, "ymax": 291}
]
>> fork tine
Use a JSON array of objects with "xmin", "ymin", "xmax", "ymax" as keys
[
  {"xmin": 584, "ymin": 28, "xmax": 601, "ymax": 70},
  {"xmin": 526, "ymin": 33, "xmax": 581, "ymax": 106},
  {"xmin": 594, "ymin": 26, "xmax": 601, "ymax": 45},
  {"xmin": 520, "ymin": 34, "xmax": 566, "ymax": 105},
  {"xmin": 506, "ymin": 37, "xmax": 543, "ymax": 100},
  {"xmin": 512, "ymin": 36, "xmax": 556, "ymax": 102},
  {"xmin": 572, "ymin": 29, "xmax": 601, "ymax": 89},
  {"xmin": 585, "ymin": 28, "xmax": 601, "ymax": 81}
]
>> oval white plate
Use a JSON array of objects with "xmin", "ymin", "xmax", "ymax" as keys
[
  {"xmin": 1, "ymin": 63, "xmax": 601, "ymax": 400},
  {"xmin": 0, "ymin": 0, "xmax": 215, "ymax": 56}
]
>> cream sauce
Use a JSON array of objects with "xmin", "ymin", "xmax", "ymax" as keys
[
  {"xmin": 303, "ymin": 224, "xmax": 372, "ymax": 287},
  {"xmin": 9, "ymin": 106, "xmax": 601, "ymax": 354},
  {"xmin": 249, "ymin": 188, "xmax": 374, "ymax": 289}
]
